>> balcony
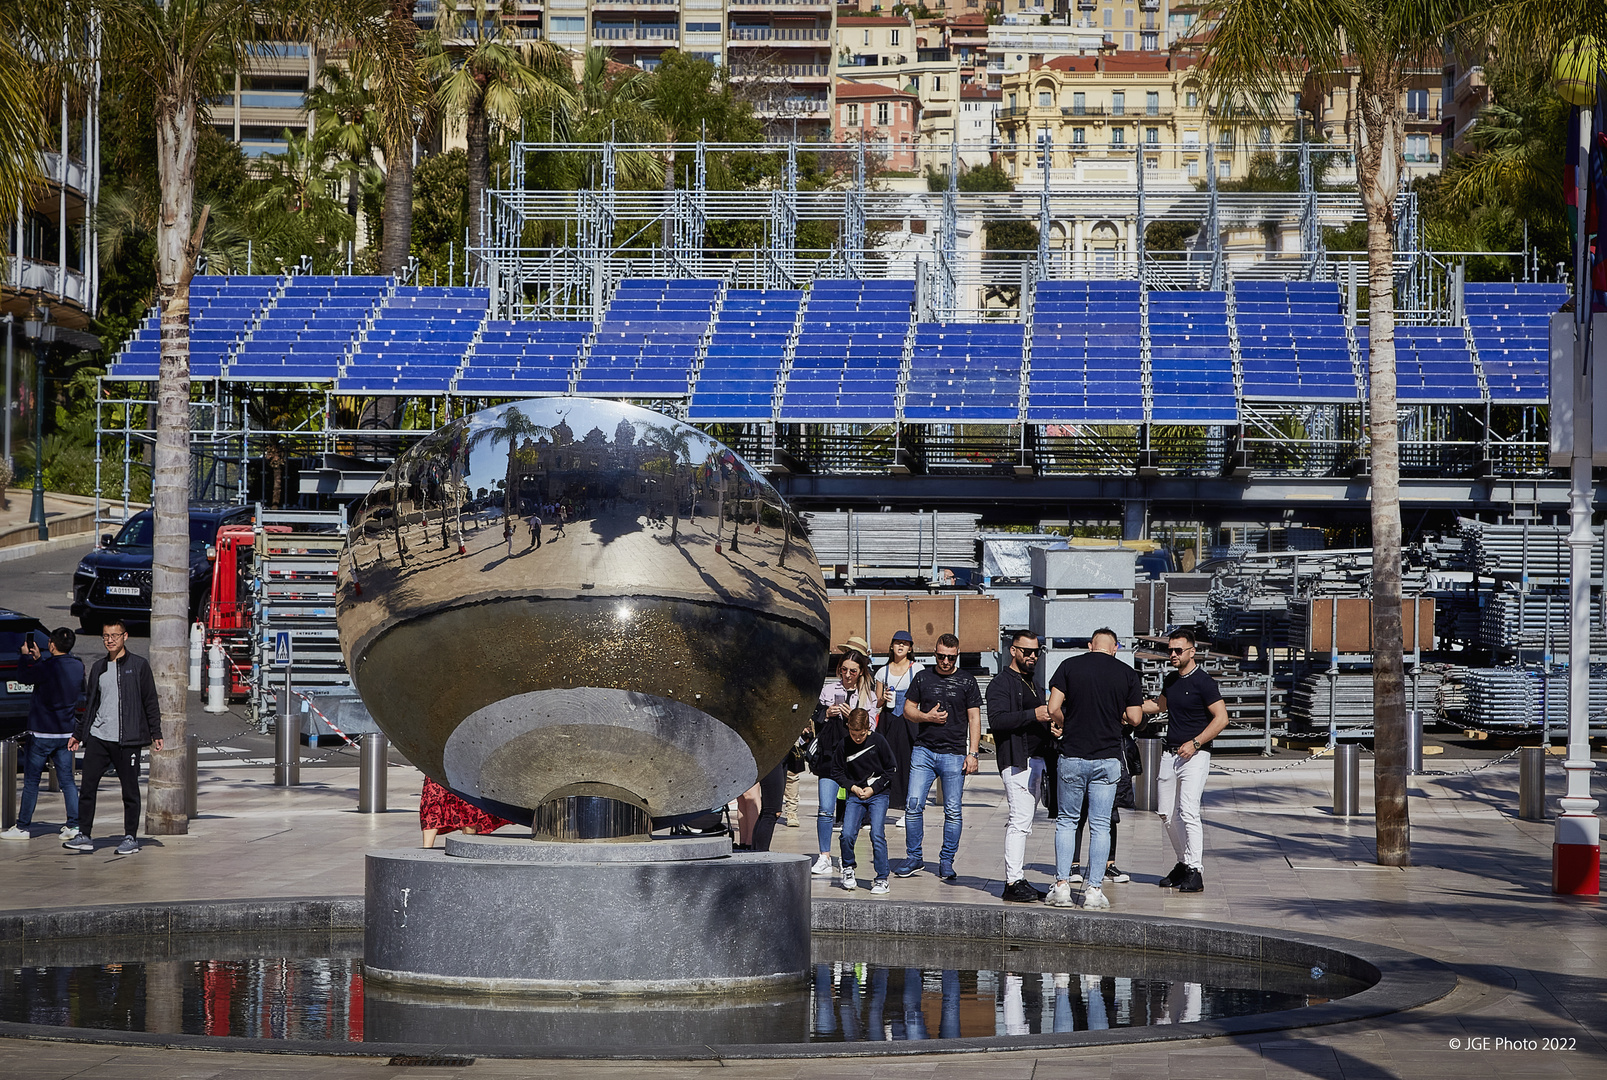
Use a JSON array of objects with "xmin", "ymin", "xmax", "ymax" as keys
[
  {"xmin": 594, "ymin": 0, "xmax": 682, "ymax": 7},
  {"xmin": 38, "ymin": 151, "xmax": 89, "ymax": 196},
  {"xmin": 759, "ymin": 96, "xmax": 829, "ymax": 116},
  {"xmin": 593, "ymin": 24, "xmax": 679, "ymax": 40},
  {"xmin": 998, "ymin": 105, "xmax": 1029, "ymax": 120},
  {"xmin": 1404, "ymin": 104, "xmax": 1442, "ymax": 122},
  {"xmin": 238, "ymin": 90, "xmax": 306, "ymax": 110},
  {"xmin": 8, "ymin": 255, "xmax": 90, "ymax": 310},
  {"xmin": 728, "ymin": 0, "xmax": 833, "ymax": 7},
  {"xmin": 732, "ymin": 62, "xmax": 829, "ymax": 78},
  {"xmin": 729, "ymin": 25, "xmax": 828, "ymax": 39}
]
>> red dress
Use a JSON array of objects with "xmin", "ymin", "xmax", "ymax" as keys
[{"xmin": 419, "ymin": 777, "xmax": 510, "ymax": 835}]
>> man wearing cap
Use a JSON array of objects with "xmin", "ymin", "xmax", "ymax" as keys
[
  {"xmin": 986, "ymin": 630, "xmax": 1053, "ymax": 902},
  {"xmin": 896, "ymin": 632, "xmax": 981, "ymax": 882}
]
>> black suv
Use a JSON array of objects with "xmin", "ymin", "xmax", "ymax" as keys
[
  {"xmin": 0, "ymin": 609, "xmax": 51, "ymax": 738},
  {"xmin": 71, "ymin": 503, "xmax": 255, "ymax": 631}
]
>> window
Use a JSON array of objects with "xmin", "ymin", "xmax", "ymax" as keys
[
  {"xmin": 1038, "ymin": 90, "xmax": 1052, "ymax": 108},
  {"xmin": 1008, "ymin": 92, "xmax": 1016, "ymax": 108},
  {"xmin": 1218, "ymin": 129, "xmax": 1233, "ymax": 149},
  {"xmin": 1217, "ymin": 158, "xmax": 1230, "ymax": 179},
  {"xmin": 1145, "ymin": 156, "xmax": 1158, "ymax": 171},
  {"xmin": 847, "ymin": 102, "xmax": 860, "ymax": 126},
  {"xmin": 1037, "ymin": 129, "xmax": 1052, "ymax": 167},
  {"xmin": 1072, "ymin": 126, "xmax": 1086, "ymax": 144},
  {"xmin": 911, "ymin": 76, "xmax": 919, "ymax": 91},
  {"xmin": 1103, "ymin": 8, "xmax": 1112, "ymax": 25},
  {"xmin": 932, "ymin": 75, "xmax": 942, "ymax": 91},
  {"xmin": 1185, "ymin": 90, "xmax": 1198, "ymax": 108},
  {"xmin": 863, "ymin": 29, "xmax": 871, "ymax": 45},
  {"xmin": 1186, "ymin": 158, "xmax": 1198, "ymax": 178},
  {"xmin": 1111, "ymin": 127, "xmax": 1125, "ymax": 145},
  {"xmin": 1406, "ymin": 133, "xmax": 1430, "ymax": 160},
  {"xmin": 1406, "ymin": 88, "xmax": 1429, "ymax": 118},
  {"xmin": 1072, "ymin": 91, "xmax": 1085, "ymax": 114},
  {"xmin": 1124, "ymin": 8, "xmax": 1133, "ymax": 25},
  {"xmin": 1112, "ymin": 92, "xmax": 1124, "ymax": 115},
  {"xmin": 1258, "ymin": 125, "xmax": 1271, "ymax": 146},
  {"xmin": 877, "ymin": 101, "xmax": 890, "ymax": 125},
  {"xmin": 685, "ymin": 21, "xmax": 720, "ymax": 31},
  {"xmin": 1182, "ymin": 128, "xmax": 1199, "ymax": 146},
  {"xmin": 550, "ymin": 15, "xmax": 584, "ymax": 32},
  {"xmin": 1145, "ymin": 90, "xmax": 1159, "ymax": 115},
  {"xmin": 1145, "ymin": 126, "xmax": 1158, "ymax": 144},
  {"xmin": 1123, "ymin": 32, "xmax": 1133, "ymax": 49},
  {"xmin": 889, "ymin": 28, "xmax": 900, "ymax": 45},
  {"xmin": 1141, "ymin": 31, "xmax": 1157, "ymax": 49}
]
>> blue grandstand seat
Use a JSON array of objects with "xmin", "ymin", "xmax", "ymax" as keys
[
  {"xmin": 1026, "ymin": 279, "xmax": 1143, "ymax": 425},
  {"xmin": 1232, "ymin": 280, "xmax": 1358, "ymax": 400},
  {"xmin": 778, "ymin": 280, "xmax": 910, "ymax": 422},
  {"xmin": 1463, "ymin": 281, "xmax": 1568, "ymax": 403}
]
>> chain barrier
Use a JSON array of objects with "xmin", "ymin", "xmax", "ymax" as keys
[{"xmin": 1208, "ymin": 749, "xmax": 1335, "ymax": 775}]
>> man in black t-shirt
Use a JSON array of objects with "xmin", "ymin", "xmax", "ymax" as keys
[
  {"xmin": 895, "ymin": 633, "xmax": 982, "ymax": 881},
  {"xmin": 1140, "ymin": 627, "xmax": 1229, "ymax": 894},
  {"xmin": 1044, "ymin": 629, "xmax": 1143, "ymax": 909}
]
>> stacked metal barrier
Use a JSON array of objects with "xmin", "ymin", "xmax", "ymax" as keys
[
  {"xmin": 801, "ymin": 511, "xmax": 980, "ymax": 579},
  {"xmin": 1460, "ymin": 667, "xmax": 1607, "ymax": 734},
  {"xmin": 1478, "ymin": 590, "xmax": 1607, "ymax": 654},
  {"xmin": 1285, "ymin": 668, "xmax": 1444, "ymax": 738}
]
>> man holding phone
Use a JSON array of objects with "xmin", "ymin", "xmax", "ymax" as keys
[
  {"xmin": 0, "ymin": 628, "xmax": 84, "ymax": 842},
  {"xmin": 896, "ymin": 633, "xmax": 981, "ymax": 882}
]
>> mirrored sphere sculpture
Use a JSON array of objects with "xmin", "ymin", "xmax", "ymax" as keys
[{"xmin": 337, "ymin": 399, "xmax": 829, "ymax": 830}]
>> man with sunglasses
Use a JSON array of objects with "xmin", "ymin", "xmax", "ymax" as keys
[
  {"xmin": 1140, "ymin": 628, "xmax": 1229, "ymax": 893},
  {"xmin": 985, "ymin": 630, "xmax": 1054, "ymax": 903},
  {"xmin": 896, "ymin": 633, "xmax": 981, "ymax": 881}
]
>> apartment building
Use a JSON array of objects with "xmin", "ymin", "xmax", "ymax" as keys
[
  {"xmin": 832, "ymin": 81, "xmax": 920, "ymax": 170},
  {"xmin": 995, "ymin": 53, "xmax": 1299, "ymax": 186},
  {"xmin": 214, "ymin": 42, "xmax": 319, "ymax": 159},
  {"xmin": 5, "ymin": 82, "xmax": 99, "ymax": 329},
  {"xmin": 1308, "ymin": 63, "xmax": 1448, "ymax": 181},
  {"xmin": 836, "ymin": 13, "xmax": 915, "ymax": 68},
  {"xmin": 730, "ymin": 0, "xmax": 835, "ymax": 136}
]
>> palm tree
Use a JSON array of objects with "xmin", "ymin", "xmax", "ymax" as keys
[
  {"xmin": 346, "ymin": 0, "xmax": 430, "ymax": 274},
  {"xmin": 305, "ymin": 63, "xmax": 377, "ymax": 220},
  {"xmin": 421, "ymin": 0, "xmax": 573, "ymax": 259},
  {"xmin": 248, "ymin": 127, "xmax": 355, "ymax": 261},
  {"xmin": 0, "ymin": 0, "xmax": 47, "ymax": 219},
  {"xmin": 1200, "ymin": 0, "xmax": 1471, "ymax": 867},
  {"xmin": 529, "ymin": 46, "xmax": 663, "ymax": 190},
  {"xmin": 465, "ymin": 405, "xmax": 552, "ymax": 521},
  {"xmin": 645, "ymin": 425, "xmax": 696, "ymax": 542}
]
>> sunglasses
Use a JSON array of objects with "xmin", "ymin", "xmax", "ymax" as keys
[
  {"xmin": 1168, "ymin": 646, "xmax": 1191, "ymax": 655},
  {"xmin": 1013, "ymin": 646, "xmax": 1041, "ymax": 656},
  {"xmin": 935, "ymin": 652, "xmax": 959, "ymax": 663}
]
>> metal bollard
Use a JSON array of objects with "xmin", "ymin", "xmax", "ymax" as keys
[
  {"xmin": 188, "ymin": 621, "xmax": 205, "ymax": 692},
  {"xmin": 1518, "ymin": 746, "xmax": 1547, "ymax": 821},
  {"xmin": 184, "ymin": 732, "xmax": 199, "ymax": 818},
  {"xmin": 273, "ymin": 667, "xmax": 299, "ymax": 787},
  {"xmin": 1405, "ymin": 710, "xmax": 1424, "ymax": 775},
  {"xmin": 1333, "ymin": 743, "xmax": 1361, "ymax": 817},
  {"xmin": 358, "ymin": 733, "xmax": 388, "ymax": 813},
  {"xmin": 1135, "ymin": 738, "xmax": 1163, "ymax": 811},
  {"xmin": 204, "ymin": 642, "xmax": 230, "ymax": 714},
  {"xmin": 1, "ymin": 739, "xmax": 16, "ymax": 830}
]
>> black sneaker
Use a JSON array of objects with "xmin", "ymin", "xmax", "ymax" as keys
[
  {"xmin": 1001, "ymin": 880, "xmax": 1040, "ymax": 903},
  {"xmin": 1179, "ymin": 868, "xmax": 1204, "ymax": 893},
  {"xmin": 1158, "ymin": 861, "xmax": 1190, "ymax": 888},
  {"xmin": 893, "ymin": 859, "xmax": 925, "ymax": 878},
  {"xmin": 1104, "ymin": 864, "xmax": 1131, "ymax": 883}
]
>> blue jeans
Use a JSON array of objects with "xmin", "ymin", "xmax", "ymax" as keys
[
  {"xmin": 18, "ymin": 736, "xmax": 78, "ymax": 829},
  {"xmin": 904, "ymin": 745, "xmax": 965, "ymax": 868},
  {"xmin": 815, "ymin": 777, "xmax": 841, "ymax": 853},
  {"xmin": 839, "ymin": 790, "xmax": 890, "ymax": 878},
  {"xmin": 1054, "ymin": 756, "xmax": 1120, "ymax": 887}
]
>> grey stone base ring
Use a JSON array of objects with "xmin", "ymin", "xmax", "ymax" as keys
[{"xmin": 364, "ymin": 848, "xmax": 810, "ymax": 994}]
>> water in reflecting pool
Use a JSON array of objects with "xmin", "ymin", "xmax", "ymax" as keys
[{"xmin": 0, "ymin": 936, "xmax": 1363, "ymax": 1048}]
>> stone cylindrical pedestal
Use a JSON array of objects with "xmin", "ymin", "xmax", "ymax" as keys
[{"xmin": 364, "ymin": 841, "xmax": 810, "ymax": 995}]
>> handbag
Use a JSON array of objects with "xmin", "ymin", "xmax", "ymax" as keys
[{"xmin": 1123, "ymin": 730, "xmax": 1143, "ymax": 777}]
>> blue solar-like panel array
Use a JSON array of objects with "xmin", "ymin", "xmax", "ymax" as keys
[
  {"xmin": 576, "ymin": 278, "xmax": 720, "ymax": 396},
  {"xmin": 1027, "ymin": 280, "xmax": 1143, "ymax": 424},
  {"xmin": 687, "ymin": 289, "xmax": 803, "ymax": 422},
  {"xmin": 904, "ymin": 321, "xmax": 1025, "ymax": 422},
  {"xmin": 780, "ymin": 279, "xmax": 913, "ymax": 422},
  {"xmin": 456, "ymin": 321, "xmax": 588, "ymax": 395},
  {"xmin": 1465, "ymin": 281, "xmax": 1569, "ymax": 403},
  {"xmin": 340, "ymin": 287, "xmax": 488, "ymax": 394},
  {"xmin": 109, "ymin": 275, "xmax": 284, "ymax": 380},
  {"xmin": 1147, "ymin": 291, "xmax": 1236, "ymax": 423},
  {"xmin": 1356, "ymin": 325, "xmax": 1480, "ymax": 402},
  {"xmin": 1234, "ymin": 280, "xmax": 1356, "ymax": 400},
  {"xmin": 230, "ymin": 276, "xmax": 389, "ymax": 382}
]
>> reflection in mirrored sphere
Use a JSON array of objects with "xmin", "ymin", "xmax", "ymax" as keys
[{"xmin": 337, "ymin": 399, "xmax": 830, "ymax": 823}]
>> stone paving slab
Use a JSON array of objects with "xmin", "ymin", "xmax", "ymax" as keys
[{"xmin": 0, "ymin": 759, "xmax": 1602, "ymax": 1078}]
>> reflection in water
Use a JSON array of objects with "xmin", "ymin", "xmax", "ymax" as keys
[{"xmin": 0, "ymin": 953, "xmax": 1345, "ymax": 1045}]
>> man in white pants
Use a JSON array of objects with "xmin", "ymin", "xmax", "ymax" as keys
[
  {"xmin": 1141, "ymin": 628, "xmax": 1229, "ymax": 893},
  {"xmin": 984, "ymin": 630, "xmax": 1052, "ymax": 902}
]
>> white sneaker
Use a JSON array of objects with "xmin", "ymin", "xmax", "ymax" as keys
[
  {"xmin": 1046, "ymin": 880, "xmax": 1074, "ymax": 907},
  {"xmin": 1068, "ymin": 865, "xmax": 1083, "ymax": 883},
  {"xmin": 1081, "ymin": 886, "xmax": 1111, "ymax": 910},
  {"xmin": 893, "ymin": 816, "xmax": 905, "ymax": 829},
  {"xmin": 870, "ymin": 878, "xmax": 890, "ymax": 894},
  {"xmin": 811, "ymin": 853, "xmax": 833, "ymax": 876},
  {"xmin": 841, "ymin": 868, "xmax": 858, "ymax": 891},
  {"xmin": 58, "ymin": 826, "xmax": 80, "ymax": 841},
  {"xmin": 0, "ymin": 826, "xmax": 30, "ymax": 841}
]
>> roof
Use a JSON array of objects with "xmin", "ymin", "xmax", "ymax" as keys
[
  {"xmin": 838, "ymin": 15, "xmax": 912, "ymax": 26},
  {"xmin": 961, "ymin": 85, "xmax": 1002, "ymax": 100},
  {"xmin": 835, "ymin": 80, "xmax": 920, "ymax": 100},
  {"xmin": 1104, "ymin": 53, "xmax": 1172, "ymax": 72},
  {"xmin": 1044, "ymin": 56, "xmax": 1099, "ymax": 73}
]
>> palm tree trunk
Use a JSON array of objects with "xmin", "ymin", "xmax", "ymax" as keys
[
  {"xmin": 380, "ymin": 134, "xmax": 414, "ymax": 275},
  {"xmin": 1357, "ymin": 82, "xmax": 1408, "ymax": 867},
  {"xmin": 466, "ymin": 94, "xmax": 488, "ymax": 260},
  {"xmin": 146, "ymin": 98, "xmax": 202, "ymax": 837},
  {"xmin": 347, "ymin": 158, "xmax": 361, "ymax": 218}
]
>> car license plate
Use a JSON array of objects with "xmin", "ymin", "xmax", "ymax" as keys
[
  {"xmin": 4, "ymin": 682, "xmax": 31, "ymax": 694},
  {"xmin": 105, "ymin": 585, "xmax": 141, "ymax": 596}
]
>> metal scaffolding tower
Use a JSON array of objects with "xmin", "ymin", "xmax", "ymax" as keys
[
  {"xmin": 767, "ymin": 140, "xmax": 798, "ymax": 289},
  {"xmin": 841, "ymin": 139, "xmax": 867, "ymax": 277},
  {"xmin": 936, "ymin": 139, "xmax": 959, "ymax": 319}
]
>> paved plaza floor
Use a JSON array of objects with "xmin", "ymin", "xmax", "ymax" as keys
[{"xmin": 0, "ymin": 746, "xmax": 1602, "ymax": 1079}]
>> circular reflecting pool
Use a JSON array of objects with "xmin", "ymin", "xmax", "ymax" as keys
[{"xmin": 0, "ymin": 932, "xmax": 1365, "ymax": 1049}]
